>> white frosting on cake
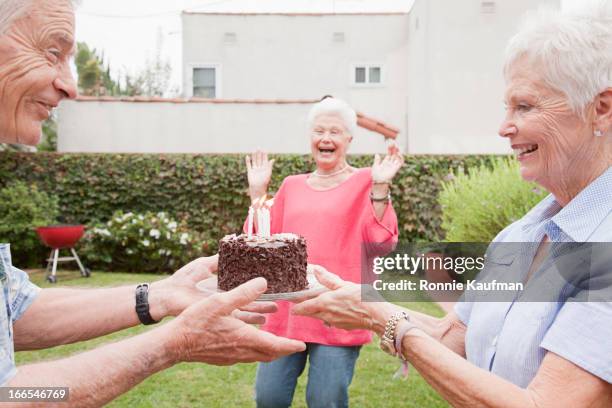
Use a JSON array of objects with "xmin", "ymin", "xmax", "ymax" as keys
[{"xmin": 222, "ymin": 233, "xmax": 302, "ymax": 248}]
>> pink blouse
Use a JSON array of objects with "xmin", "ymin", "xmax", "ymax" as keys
[{"xmin": 245, "ymin": 167, "xmax": 399, "ymax": 346}]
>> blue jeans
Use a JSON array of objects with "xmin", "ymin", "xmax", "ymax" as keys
[{"xmin": 254, "ymin": 343, "xmax": 361, "ymax": 408}]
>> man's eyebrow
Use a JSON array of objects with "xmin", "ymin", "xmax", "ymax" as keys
[{"xmin": 51, "ymin": 33, "xmax": 75, "ymax": 48}]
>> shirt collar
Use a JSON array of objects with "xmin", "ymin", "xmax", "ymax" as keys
[
  {"xmin": 521, "ymin": 167, "xmax": 612, "ymax": 242},
  {"xmin": 552, "ymin": 167, "xmax": 612, "ymax": 242}
]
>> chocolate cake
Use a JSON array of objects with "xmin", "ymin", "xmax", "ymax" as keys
[{"xmin": 218, "ymin": 233, "xmax": 308, "ymax": 294}]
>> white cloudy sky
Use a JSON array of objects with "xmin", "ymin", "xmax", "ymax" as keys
[{"xmin": 74, "ymin": 0, "xmax": 584, "ymax": 95}]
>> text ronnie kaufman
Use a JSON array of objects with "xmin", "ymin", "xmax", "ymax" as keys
[{"xmin": 373, "ymin": 279, "xmax": 524, "ymax": 291}]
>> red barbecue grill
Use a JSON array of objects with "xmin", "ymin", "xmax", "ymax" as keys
[{"xmin": 36, "ymin": 225, "xmax": 91, "ymax": 283}]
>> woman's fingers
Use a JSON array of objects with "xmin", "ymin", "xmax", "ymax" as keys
[
  {"xmin": 268, "ymin": 159, "xmax": 276, "ymax": 169},
  {"xmin": 387, "ymin": 140, "xmax": 399, "ymax": 156},
  {"xmin": 292, "ymin": 296, "xmax": 324, "ymax": 316},
  {"xmin": 313, "ymin": 267, "xmax": 345, "ymax": 290},
  {"xmin": 373, "ymin": 154, "xmax": 381, "ymax": 167},
  {"xmin": 245, "ymin": 155, "xmax": 252, "ymax": 172}
]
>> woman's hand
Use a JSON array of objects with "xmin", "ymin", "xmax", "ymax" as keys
[
  {"xmin": 292, "ymin": 266, "xmax": 395, "ymax": 335},
  {"xmin": 246, "ymin": 150, "xmax": 275, "ymax": 201},
  {"xmin": 371, "ymin": 140, "xmax": 404, "ymax": 183}
]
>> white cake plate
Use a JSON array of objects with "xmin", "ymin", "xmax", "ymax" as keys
[{"xmin": 196, "ymin": 271, "xmax": 325, "ymax": 301}]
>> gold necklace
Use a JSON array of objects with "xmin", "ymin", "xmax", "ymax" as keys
[{"xmin": 312, "ymin": 164, "xmax": 350, "ymax": 178}]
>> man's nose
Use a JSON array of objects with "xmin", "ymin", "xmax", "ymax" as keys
[{"xmin": 54, "ymin": 63, "xmax": 78, "ymax": 100}]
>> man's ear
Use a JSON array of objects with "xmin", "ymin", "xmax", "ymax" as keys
[{"xmin": 594, "ymin": 87, "xmax": 612, "ymax": 134}]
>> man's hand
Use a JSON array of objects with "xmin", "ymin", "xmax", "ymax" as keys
[
  {"xmin": 167, "ymin": 278, "xmax": 306, "ymax": 365},
  {"xmin": 150, "ymin": 255, "xmax": 277, "ymax": 323}
]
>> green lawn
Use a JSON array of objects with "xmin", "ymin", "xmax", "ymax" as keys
[{"xmin": 18, "ymin": 270, "xmax": 449, "ymax": 408}]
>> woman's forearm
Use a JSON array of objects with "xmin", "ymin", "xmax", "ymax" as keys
[
  {"xmin": 401, "ymin": 330, "xmax": 533, "ymax": 408},
  {"xmin": 369, "ymin": 303, "xmax": 466, "ymax": 355},
  {"xmin": 371, "ymin": 184, "xmax": 390, "ymax": 221}
]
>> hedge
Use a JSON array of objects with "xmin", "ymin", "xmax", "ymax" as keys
[{"xmin": 0, "ymin": 152, "xmax": 499, "ymax": 258}]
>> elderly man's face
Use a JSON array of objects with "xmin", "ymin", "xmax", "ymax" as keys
[
  {"xmin": 0, "ymin": 0, "xmax": 77, "ymax": 145},
  {"xmin": 310, "ymin": 114, "xmax": 353, "ymax": 170},
  {"xmin": 498, "ymin": 59, "xmax": 595, "ymax": 190}
]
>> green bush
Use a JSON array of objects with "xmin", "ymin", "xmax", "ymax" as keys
[
  {"xmin": 0, "ymin": 181, "xmax": 59, "ymax": 266},
  {"xmin": 0, "ymin": 152, "xmax": 500, "ymax": 267},
  {"xmin": 439, "ymin": 158, "xmax": 548, "ymax": 242},
  {"xmin": 81, "ymin": 211, "xmax": 204, "ymax": 273}
]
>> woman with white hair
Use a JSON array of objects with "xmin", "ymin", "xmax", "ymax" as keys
[
  {"xmin": 293, "ymin": 4, "xmax": 612, "ymax": 407},
  {"xmin": 245, "ymin": 97, "xmax": 404, "ymax": 408}
]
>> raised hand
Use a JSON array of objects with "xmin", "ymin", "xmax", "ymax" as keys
[
  {"xmin": 246, "ymin": 150, "xmax": 275, "ymax": 201},
  {"xmin": 168, "ymin": 278, "xmax": 306, "ymax": 365},
  {"xmin": 371, "ymin": 142, "xmax": 404, "ymax": 183}
]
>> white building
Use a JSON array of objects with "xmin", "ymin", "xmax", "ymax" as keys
[{"xmin": 58, "ymin": 0, "xmax": 559, "ymax": 154}]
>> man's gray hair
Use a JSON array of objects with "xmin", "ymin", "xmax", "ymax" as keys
[
  {"xmin": 504, "ymin": 0, "xmax": 612, "ymax": 116},
  {"xmin": 307, "ymin": 97, "xmax": 358, "ymax": 136},
  {"xmin": 0, "ymin": 0, "xmax": 34, "ymax": 35},
  {"xmin": 0, "ymin": 0, "xmax": 78, "ymax": 35}
]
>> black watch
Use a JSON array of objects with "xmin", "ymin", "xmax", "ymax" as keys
[{"xmin": 135, "ymin": 283, "xmax": 159, "ymax": 325}]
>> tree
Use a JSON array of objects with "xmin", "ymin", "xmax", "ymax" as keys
[
  {"xmin": 122, "ymin": 28, "xmax": 173, "ymax": 97},
  {"xmin": 38, "ymin": 115, "xmax": 58, "ymax": 152},
  {"xmin": 74, "ymin": 42, "xmax": 121, "ymax": 96}
]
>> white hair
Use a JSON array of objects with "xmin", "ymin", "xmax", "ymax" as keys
[
  {"xmin": 504, "ymin": 1, "xmax": 612, "ymax": 116},
  {"xmin": 0, "ymin": 0, "xmax": 33, "ymax": 35},
  {"xmin": 0, "ymin": 0, "xmax": 78, "ymax": 35},
  {"xmin": 307, "ymin": 97, "xmax": 358, "ymax": 136}
]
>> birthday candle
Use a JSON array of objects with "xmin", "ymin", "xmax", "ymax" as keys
[{"xmin": 247, "ymin": 207, "xmax": 254, "ymax": 238}]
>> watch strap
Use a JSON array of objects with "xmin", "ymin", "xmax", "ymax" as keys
[{"xmin": 135, "ymin": 283, "xmax": 159, "ymax": 325}]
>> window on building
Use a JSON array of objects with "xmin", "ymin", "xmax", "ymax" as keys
[
  {"xmin": 355, "ymin": 67, "xmax": 366, "ymax": 84},
  {"xmin": 193, "ymin": 67, "xmax": 216, "ymax": 98},
  {"xmin": 369, "ymin": 67, "xmax": 381, "ymax": 83},
  {"xmin": 352, "ymin": 64, "xmax": 383, "ymax": 85}
]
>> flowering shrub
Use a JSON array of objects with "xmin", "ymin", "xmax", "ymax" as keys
[{"xmin": 82, "ymin": 211, "xmax": 203, "ymax": 272}]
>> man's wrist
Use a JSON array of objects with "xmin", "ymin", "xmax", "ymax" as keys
[
  {"xmin": 147, "ymin": 281, "xmax": 171, "ymax": 322},
  {"xmin": 152, "ymin": 323, "xmax": 182, "ymax": 367}
]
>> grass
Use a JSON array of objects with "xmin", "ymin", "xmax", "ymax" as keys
[{"xmin": 17, "ymin": 270, "xmax": 450, "ymax": 408}]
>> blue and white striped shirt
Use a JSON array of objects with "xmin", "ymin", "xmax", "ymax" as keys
[{"xmin": 455, "ymin": 167, "xmax": 612, "ymax": 387}]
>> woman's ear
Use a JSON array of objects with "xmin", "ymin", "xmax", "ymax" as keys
[{"xmin": 594, "ymin": 87, "xmax": 612, "ymax": 135}]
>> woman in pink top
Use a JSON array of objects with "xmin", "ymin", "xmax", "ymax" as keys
[{"xmin": 246, "ymin": 97, "xmax": 404, "ymax": 408}]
